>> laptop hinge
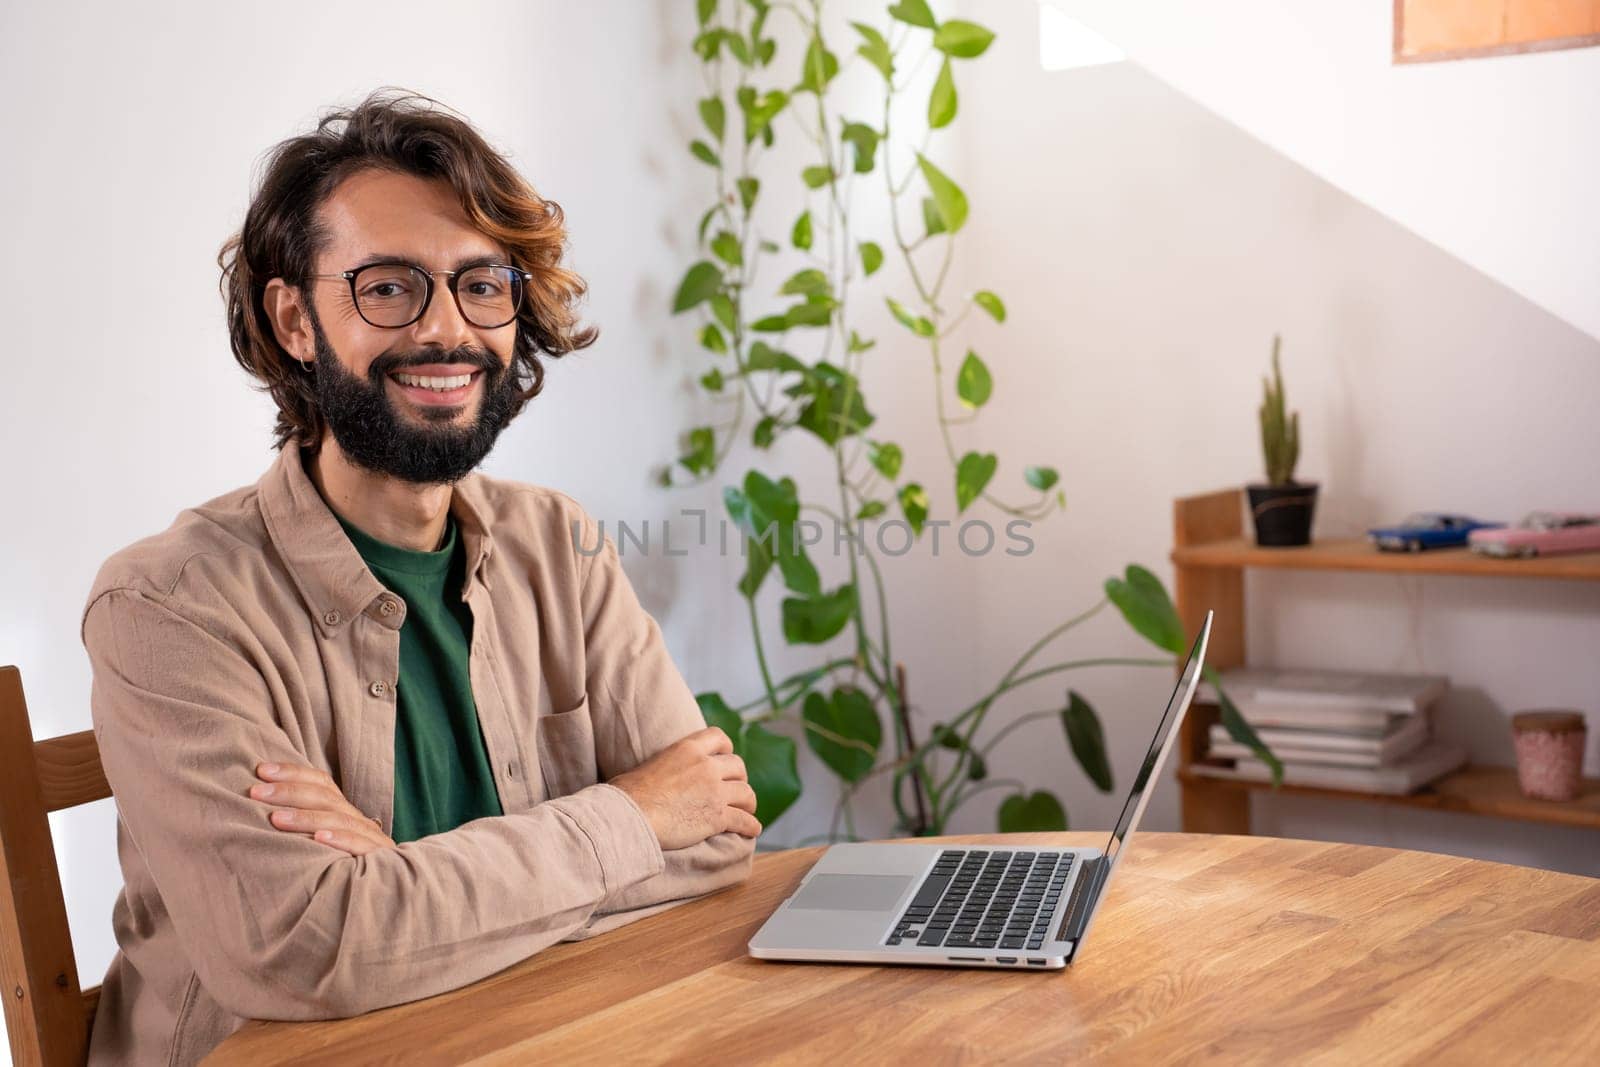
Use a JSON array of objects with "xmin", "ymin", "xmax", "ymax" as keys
[{"xmin": 1058, "ymin": 854, "xmax": 1108, "ymax": 944}]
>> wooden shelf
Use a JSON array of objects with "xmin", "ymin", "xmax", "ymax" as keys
[
  {"xmin": 1171, "ymin": 536, "xmax": 1600, "ymax": 581},
  {"xmin": 1170, "ymin": 488, "xmax": 1599, "ymax": 836},
  {"xmin": 1178, "ymin": 765, "xmax": 1600, "ymax": 831}
]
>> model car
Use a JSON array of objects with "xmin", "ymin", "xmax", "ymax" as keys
[
  {"xmin": 1468, "ymin": 512, "xmax": 1600, "ymax": 558},
  {"xmin": 1367, "ymin": 513, "xmax": 1503, "ymax": 552}
]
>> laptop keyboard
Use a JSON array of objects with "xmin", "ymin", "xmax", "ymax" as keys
[{"xmin": 885, "ymin": 849, "xmax": 1073, "ymax": 952}]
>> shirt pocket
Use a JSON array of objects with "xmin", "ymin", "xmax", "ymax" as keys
[{"xmin": 535, "ymin": 693, "xmax": 601, "ymax": 800}]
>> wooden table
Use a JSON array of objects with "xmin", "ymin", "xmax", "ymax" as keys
[{"xmin": 206, "ymin": 832, "xmax": 1600, "ymax": 1064}]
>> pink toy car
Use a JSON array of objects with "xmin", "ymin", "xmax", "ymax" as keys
[{"xmin": 1468, "ymin": 512, "xmax": 1600, "ymax": 558}]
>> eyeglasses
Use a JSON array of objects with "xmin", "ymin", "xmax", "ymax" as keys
[{"xmin": 306, "ymin": 261, "xmax": 533, "ymax": 330}]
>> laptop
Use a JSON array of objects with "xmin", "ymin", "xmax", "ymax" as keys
[{"xmin": 748, "ymin": 610, "xmax": 1212, "ymax": 971}]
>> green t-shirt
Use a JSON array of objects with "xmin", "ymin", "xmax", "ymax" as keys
[{"xmin": 332, "ymin": 509, "xmax": 504, "ymax": 842}]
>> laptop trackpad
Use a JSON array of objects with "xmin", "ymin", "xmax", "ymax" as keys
[{"xmin": 789, "ymin": 873, "xmax": 910, "ymax": 911}]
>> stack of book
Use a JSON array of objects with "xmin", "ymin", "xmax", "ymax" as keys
[{"xmin": 1189, "ymin": 667, "xmax": 1468, "ymax": 795}]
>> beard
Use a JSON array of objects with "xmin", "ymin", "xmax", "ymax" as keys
[{"xmin": 305, "ymin": 305, "xmax": 524, "ymax": 485}]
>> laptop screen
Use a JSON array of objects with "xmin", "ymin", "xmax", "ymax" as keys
[{"xmin": 1057, "ymin": 610, "xmax": 1212, "ymax": 946}]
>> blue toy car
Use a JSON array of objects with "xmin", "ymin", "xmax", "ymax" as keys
[{"xmin": 1367, "ymin": 513, "xmax": 1504, "ymax": 552}]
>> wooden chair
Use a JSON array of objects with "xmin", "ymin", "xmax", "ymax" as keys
[{"xmin": 0, "ymin": 664, "xmax": 107, "ymax": 1066}]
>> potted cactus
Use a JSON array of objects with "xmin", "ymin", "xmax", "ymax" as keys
[{"xmin": 1246, "ymin": 335, "xmax": 1318, "ymax": 546}]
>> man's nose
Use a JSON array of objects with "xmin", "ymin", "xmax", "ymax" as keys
[{"xmin": 411, "ymin": 274, "xmax": 478, "ymax": 349}]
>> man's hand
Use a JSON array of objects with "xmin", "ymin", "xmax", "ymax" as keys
[
  {"xmin": 251, "ymin": 761, "xmax": 398, "ymax": 857},
  {"xmin": 608, "ymin": 726, "xmax": 761, "ymax": 850}
]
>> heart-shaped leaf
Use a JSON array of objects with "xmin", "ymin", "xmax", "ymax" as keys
[
  {"xmin": 929, "ymin": 57, "xmax": 957, "ymax": 129},
  {"xmin": 672, "ymin": 261, "xmax": 721, "ymax": 313},
  {"xmin": 955, "ymin": 451, "xmax": 997, "ymax": 512},
  {"xmin": 741, "ymin": 722, "xmax": 801, "ymax": 826},
  {"xmin": 973, "ymin": 290, "xmax": 1006, "ymax": 322},
  {"xmin": 933, "ymin": 19, "xmax": 995, "ymax": 59},
  {"xmin": 998, "ymin": 790, "xmax": 1068, "ymax": 833},
  {"xmin": 781, "ymin": 584, "xmax": 857, "ymax": 644},
  {"xmin": 956, "ymin": 351, "xmax": 992, "ymax": 409},
  {"xmin": 698, "ymin": 96, "xmax": 725, "ymax": 142},
  {"xmin": 802, "ymin": 686, "xmax": 882, "ymax": 782},
  {"xmin": 916, "ymin": 152, "xmax": 969, "ymax": 233},
  {"xmin": 859, "ymin": 241, "xmax": 884, "ymax": 276},
  {"xmin": 888, "ymin": 0, "xmax": 936, "ymax": 30},
  {"xmin": 898, "ymin": 483, "xmax": 928, "ymax": 536},
  {"xmin": 697, "ymin": 692, "xmax": 741, "ymax": 738},
  {"xmin": 1104, "ymin": 564, "xmax": 1184, "ymax": 654},
  {"xmin": 1025, "ymin": 465, "xmax": 1059, "ymax": 491}
]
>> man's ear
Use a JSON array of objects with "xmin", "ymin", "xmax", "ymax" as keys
[{"xmin": 262, "ymin": 278, "xmax": 314, "ymax": 366}]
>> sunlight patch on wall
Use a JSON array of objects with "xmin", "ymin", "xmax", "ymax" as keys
[{"xmin": 1038, "ymin": 2, "xmax": 1126, "ymax": 71}]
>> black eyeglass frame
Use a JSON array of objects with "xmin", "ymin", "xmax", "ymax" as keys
[{"xmin": 306, "ymin": 261, "xmax": 535, "ymax": 330}]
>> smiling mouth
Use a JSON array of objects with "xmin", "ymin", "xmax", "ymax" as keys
[{"xmin": 387, "ymin": 370, "xmax": 484, "ymax": 405}]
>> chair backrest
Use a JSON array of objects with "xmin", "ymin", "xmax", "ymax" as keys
[{"xmin": 0, "ymin": 664, "xmax": 108, "ymax": 1067}]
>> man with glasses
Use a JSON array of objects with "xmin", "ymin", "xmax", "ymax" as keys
[{"xmin": 79, "ymin": 89, "xmax": 758, "ymax": 1067}]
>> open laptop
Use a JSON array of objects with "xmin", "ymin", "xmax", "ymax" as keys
[{"xmin": 748, "ymin": 610, "xmax": 1212, "ymax": 971}]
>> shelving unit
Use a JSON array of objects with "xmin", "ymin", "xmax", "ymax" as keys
[{"xmin": 1170, "ymin": 488, "xmax": 1600, "ymax": 835}]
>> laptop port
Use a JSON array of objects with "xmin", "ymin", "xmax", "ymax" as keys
[
  {"xmin": 1027, "ymin": 958, "xmax": 1047, "ymax": 966},
  {"xmin": 996, "ymin": 956, "xmax": 1017, "ymax": 964}
]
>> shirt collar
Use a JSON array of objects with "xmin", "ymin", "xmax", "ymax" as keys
[{"xmin": 257, "ymin": 443, "xmax": 496, "ymax": 636}]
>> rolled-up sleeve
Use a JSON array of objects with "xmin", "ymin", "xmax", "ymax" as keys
[
  {"xmin": 573, "ymin": 511, "xmax": 757, "ymax": 929},
  {"xmin": 84, "ymin": 586, "xmax": 664, "ymax": 1022}
]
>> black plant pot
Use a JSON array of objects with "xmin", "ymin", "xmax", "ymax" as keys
[{"xmin": 1246, "ymin": 482, "xmax": 1318, "ymax": 547}]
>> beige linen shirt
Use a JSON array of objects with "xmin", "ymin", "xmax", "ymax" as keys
[{"xmin": 80, "ymin": 442, "xmax": 754, "ymax": 1066}]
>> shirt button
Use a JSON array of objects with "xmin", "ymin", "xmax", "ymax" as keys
[
  {"xmin": 323, "ymin": 609, "xmax": 341, "ymax": 626},
  {"xmin": 369, "ymin": 681, "xmax": 388, "ymax": 697},
  {"xmin": 505, "ymin": 762, "xmax": 518, "ymax": 780},
  {"xmin": 379, "ymin": 597, "xmax": 399, "ymax": 616}
]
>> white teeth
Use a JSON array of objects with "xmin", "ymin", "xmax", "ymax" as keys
[{"xmin": 394, "ymin": 372, "xmax": 473, "ymax": 391}]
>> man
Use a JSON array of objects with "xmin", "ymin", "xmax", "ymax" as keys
[{"xmin": 80, "ymin": 88, "xmax": 758, "ymax": 1066}]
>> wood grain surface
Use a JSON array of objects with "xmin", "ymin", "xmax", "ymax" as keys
[{"xmin": 205, "ymin": 832, "xmax": 1600, "ymax": 1065}]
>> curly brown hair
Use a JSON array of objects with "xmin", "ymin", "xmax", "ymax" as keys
[{"xmin": 218, "ymin": 86, "xmax": 598, "ymax": 453}]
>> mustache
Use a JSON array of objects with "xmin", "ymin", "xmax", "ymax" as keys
[{"xmin": 370, "ymin": 349, "xmax": 504, "ymax": 377}]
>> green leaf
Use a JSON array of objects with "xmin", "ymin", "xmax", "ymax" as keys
[
  {"xmin": 840, "ymin": 122, "xmax": 879, "ymax": 174},
  {"xmin": 690, "ymin": 140, "xmax": 719, "ymax": 167},
  {"xmin": 801, "ymin": 164, "xmax": 834, "ymax": 189},
  {"xmin": 738, "ymin": 87, "xmax": 788, "ymax": 144},
  {"xmin": 741, "ymin": 722, "xmax": 801, "ymax": 827},
  {"xmin": 726, "ymin": 32, "xmax": 752, "ymax": 65},
  {"xmin": 679, "ymin": 426, "xmax": 715, "ymax": 475},
  {"xmin": 709, "ymin": 292, "xmax": 736, "ymax": 332},
  {"xmin": 753, "ymin": 415, "xmax": 777, "ymax": 449},
  {"xmin": 784, "ymin": 297, "xmax": 835, "ymax": 329},
  {"xmin": 973, "ymin": 289, "xmax": 1006, "ymax": 322},
  {"xmin": 1061, "ymin": 690, "xmax": 1114, "ymax": 792},
  {"xmin": 898, "ymin": 483, "xmax": 928, "ymax": 536},
  {"xmin": 736, "ymin": 176, "xmax": 760, "ymax": 212},
  {"xmin": 916, "ymin": 152, "xmax": 968, "ymax": 234},
  {"xmin": 955, "ymin": 451, "xmax": 997, "ymax": 512},
  {"xmin": 855, "ymin": 500, "xmax": 886, "ymax": 520},
  {"xmin": 1104, "ymin": 564, "xmax": 1185, "ymax": 654},
  {"xmin": 758, "ymin": 238, "xmax": 779, "ymax": 253},
  {"xmin": 868, "ymin": 440, "xmax": 903, "ymax": 480},
  {"xmin": 921, "ymin": 196, "xmax": 946, "ymax": 238},
  {"xmin": 886, "ymin": 297, "xmax": 934, "ymax": 337},
  {"xmin": 792, "ymin": 210, "xmax": 813, "ymax": 250},
  {"xmin": 888, "ymin": 0, "xmax": 936, "ymax": 30},
  {"xmin": 692, "ymin": 29, "xmax": 722, "ymax": 62},
  {"xmin": 997, "ymin": 790, "xmax": 1068, "ymax": 832},
  {"xmin": 751, "ymin": 314, "xmax": 789, "ymax": 333},
  {"xmin": 696, "ymin": 0, "xmax": 716, "ymax": 27},
  {"xmin": 698, "ymin": 96, "xmax": 726, "ymax": 142},
  {"xmin": 803, "ymin": 686, "xmax": 882, "ymax": 783},
  {"xmin": 795, "ymin": 362, "xmax": 873, "ymax": 444},
  {"xmin": 1025, "ymin": 465, "xmax": 1059, "ymax": 491},
  {"xmin": 745, "ymin": 341, "xmax": 809, "ymax": 374},
  {"xmin": 858, "ymin": 241, "xmax": 884, "ymax": 276},
  {"xmin": 956, "ymin": 350, "xmax": 992, "ymax": 409},
  {"xmin": 781, "ymin": 584, "xmax": 857, "ymax": 644},
  {"xmin": 851, "ymin": 21, "xmax": 894, "ymax": 81},
  {"xmin": 1211, "ymin": 669, "xmax": 1284, "ymax": 786},
  {"xmin": 699, "ymin": 367, "xmax": 724, "ymax": 392},
  {"xmin": 847, "ymin": 330, "xmax": 876, "ymax": 354},
  {"xmin": 929, "ymin": 57, "xmax": 957, "ymax": 128},
  {"xmin": 672, "ymin": 261, "xmax": 722, "ymax": 313},
  {"xmin": 967, "ymin": 751, "xmax": 987, "ymax": 781},
  {"xmin": 710, "ymin": 230, "xmax": 742, "ymax": 267},
  {"xmin": 726, "ymin": 471, "xmax": 818, "ymax": 599},
  {"xmin": 696, "ymin": 206, "xmax": 717, "ymax": 245},
  {"xmin": 697, "ymin": 692, "xmax": 740, "ymax": 737},
  {"xmin": 779, "ymin": 268, "xmax": 830, "ymax": 297},
  {"xmin": 797, "ymin": 35, "xmax": 839, "ymax": 94},
  {"xmin": 933, "ymin": 19, "xmax": 995, "ymax": 59},
  {"xmin": 699, "ymin": 323, "xmax": 727, "ymax": 354}
]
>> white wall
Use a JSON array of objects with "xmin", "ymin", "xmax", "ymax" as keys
[
  {"xmin": 3, "ymin": 1, "xmax": 1596, "ymax": 1059},
  {"xmin": 949, "ymin": 0, "xmax": 1600, "ymax": 874},
  {"xmin": 1046, "ymin": 0, "xmax": 1600, "ymax": 343}
]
